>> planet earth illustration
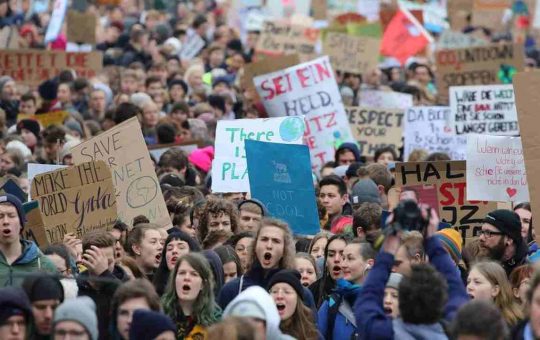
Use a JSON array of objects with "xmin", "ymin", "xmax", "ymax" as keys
[{"xmin": 279, "ymin": 117, "xmax": 305, "ymax": 142}]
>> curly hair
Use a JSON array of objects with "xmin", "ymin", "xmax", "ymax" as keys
[
  {"xmin": 198, "ymin": 198, "xmax": 239, "ymax": 242},
  {"xmin": 399, "ymin": 264, "xmax": 448, "ymax": 324},
  {"xmin": 250, "ymin": 218, "xmax": 295, "ymax": 271},
  {"xmin": 162, "ymin": 253, "xmax": 221, "ymax": 326}
]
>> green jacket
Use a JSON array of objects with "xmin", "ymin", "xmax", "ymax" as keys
[{"xmin": 0, "ymin": 239, "xmax": 58, "ymax": 287}]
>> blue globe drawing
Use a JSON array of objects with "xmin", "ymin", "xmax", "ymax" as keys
[{"xmin": 279, "ymin": 117, "xmax": 305, "ymax": 142}]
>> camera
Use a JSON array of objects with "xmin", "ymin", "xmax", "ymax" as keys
[{"xmin": 387, "ymin": 200, "xmax": 430, "ymax": 234}]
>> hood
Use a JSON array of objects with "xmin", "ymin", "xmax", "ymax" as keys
[
  {"xmin": 202, "ymin": 250, "xmax": 224, "ymax": 295},
  {"xmin": 223, "ymin": 286, "xmax": 283, "ymax": 340},
  {"xmin": 393, "ymin": 318, "xmax": 447, "ymax": 340},
  {"xmin": 14, "ymin": 240, "xmax": 41, "ymax": 265},
  {"xmin": 335, "ymin": 142, "xmax": 361, "ymax": 164}
]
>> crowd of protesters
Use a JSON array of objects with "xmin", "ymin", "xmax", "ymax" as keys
[{"xmin": 1, "ymin": 0, "xmax": 540, "ymax": 339}]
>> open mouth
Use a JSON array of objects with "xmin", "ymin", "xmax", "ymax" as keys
[
  {"xmin": 155, "ymin": 254, "xmax": 161, "ymax": 263},
  {"xmin": 2, "ymin": 229, "xmax": 11, "ymax": 236},
  {"xmin": 468, "ymin": 294, "xmax": 474, "ymax": 299},
  {"xmin": 171, "ymin": 256, "xmax": 178, "ymax": 265},
  {"xmin": 301, "ymin": 281, "xmax": 310, "ymax": 287},
  {"xmin": 276, "ymin": 303, "xmax": 286, "ymax": 312},
  {"xmin": 332, "ymin": 266, "xmax": 342, "ymax": 276},
  {"xmin": 182, "ymin": 284, "xmax": 191, "ymax": 292},
  {"xmin": 262, "ymin": 252, "xmax": 273, "ymax": 265},
  {"xmin": 384, "ymin": 307, "xmax": 393, "ymax": 315}
]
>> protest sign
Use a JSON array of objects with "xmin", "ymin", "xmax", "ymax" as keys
[
  {"xmin": 448, "ymin": 0, "xmax": 473, "ymax": 31},
  {"xmin": 404, "ymin": 106, "xmax": 467, "ymax": 161},
  {"xmin": 0, "ymin": 50, "xmax": 102, "ymax": 86},
  {"xmin": 466, "ymin": 134, "xmax": 529, "ymax": 202},
  {"xmin": 323, "ymin": 32, "xmax": 380, "ymax": 74},
  {"xmin": 71, "ymin": 117, "xmax": 170, "ymax": 228},
  {"xmin": 148, "ymin": 140, "xmax": 203, "ymax": 161},
  {"xmin": 435, "ymin": 43, "xmax": 524, "ymax": 104},
  {"xmin": 255, "ymin": 21, "xmax": 319, "ymax": 61},
  {"xmin": 437, "ymin": 30, "xmax": 489, "ymax": 50},
  {"xmin": 0, "ymin": 26, "xmax": 21, "ymax": 49},
  {"xmin": 67, "ymin": 10, "xmax": 96, "ymax": 44},
  {"xmin": 22, "ymin": 200, "xmax": 48, "ymax": 248},
  {"xmin": 0, "ymin": 179, "xmax": 26, "ymax": 202},
  {"xmin": 18, "ymin": 111, "xmax": 69, "ymax": 127},
  {"xmin": 312, "ymin": 0, "xmax": 327, "ymax": 20},
  {"xmin": 253, "ymin": 56, "xmax": 355, "ymax": 171},
  {"xmin": 212, "ymin": 116, "xmax": 305, "ymax": 193},
  {"xmin": 44, "ymin": 0, "xmax": 67, "ymax": 43},
  {"xmin": 395, "ymin": 160, "xmax": 497, "ymax": 242},
  {"xmin": 27, "ymin": 163, "xmax": 68, "ymax": 200},
  {"xmin": 471, "ymin": 0, "xmax": 512, "ymax": 30},
  {"xmin": 346, "ymin": 106, "xmax": 404, "ymax": 156},
  {"xmin": 449, "ymin": 84, "xmax": 519, "ymax": 135},
  {"xmin": 241, "ymin": 54, "xmax": 300, "ymax": 97},
  {"xmin": 180, "ymin": 33, "xmax": 206, "ymax": 60},
  {"xmin": 358, "ymin": 90, "xmax": 414, "ymax": 110},
  {"xmin": 511, "ymin": 71, "xmax": 540, "ymax": 240},
  {"xmin": 30, "ymin": 161, "xmax": 117, "ymax": 245},
  {"xmin": 246, "ymin": 140, "xmax": 319, "ymax": 235}
]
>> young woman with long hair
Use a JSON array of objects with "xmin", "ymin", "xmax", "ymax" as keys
[
  {"xmin": 268, "ymin": 269, "xmax": 319, "ymax": 340},
  {"xmin": 467, "ymin": 261, "xmax": 523, "ymax": 326},
  {"xmin": 162, "ymin": 253, "xmax": 221, "ymax": 339}
]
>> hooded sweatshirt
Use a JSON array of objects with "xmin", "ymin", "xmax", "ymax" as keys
[
  {"xmin": 0, "ymin": 240, "xmax": 57, "ymax": 287},
  {"xmin": 223, "ymin": 286, "xmax": 295, "ymax": 340}
]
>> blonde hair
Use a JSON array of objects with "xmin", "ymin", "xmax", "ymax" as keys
[{"xmin": 472, "ymin": 261, "xmax": 523, "ymax": 326}]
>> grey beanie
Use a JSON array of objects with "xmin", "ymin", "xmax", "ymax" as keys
[
  {"xmin": 53, "ymin": 296, "xmax": 98, "ymax": 340},
  {"xmin": 351, "ymin": 178, "xmax": 381, "ymax": 205},
  {"xmin": 386, "ymin": 272, "xmax": 403, "ymax": 290}
]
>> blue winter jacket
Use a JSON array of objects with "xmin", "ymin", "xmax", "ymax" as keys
[
  {"xmin": 355, "ymin": 236, "xmax": 469, "ymax": 339},
  {"xmin": 318, "ymin": 279, "xmax": 360, "ymax": 339}
]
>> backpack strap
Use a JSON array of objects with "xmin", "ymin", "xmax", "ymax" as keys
[{"xmin": 326, "ymin": 293, "xmax": 342, "ymax": 340}]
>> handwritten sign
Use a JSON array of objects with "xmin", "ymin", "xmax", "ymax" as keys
[
  {"xmin": 180, "ymin": 32, "xmax": 205, "ymax": 60},
  {"xmin": 212, "ymin": 116, "xmax": 305, "ymax": 193},
  {"xmin": 358, "ymin": 90, "xmax": 414, "ymax": 110},
  {"xmin": 246, "ymin": 140, "xmax": 320, "ymax": 235},
  {"xmin": 466, "ymin": 134, "xmax": 529, "ymax": 202},
  {"xmin": 471, "ymin": 0, "xmax": 511, "ymax": 30},
  {"xmin": 255, "ymin": 21, "xmax": 319, "ymax": 61},
  {"xmin": 323, "ymin": 32, "xmax": 380, "ymax": 74},
  {"xmin": 30, "ymin": 161, "xmax": 117, "ymax": 244},
  {"xmin": 404, "ymin": 107, "xmax": 467, "ymax": 161},
  {"xmin": 0, "ymin": 50, "xmax": 102, "ymax": 86},
  {"xmin": 437, "ymin": 30, "xmax": 488, "ymax": 50},
  {"xmin": 435, "ymin": 44, "xmax": 523, "ymax": 104},
  {"xmin": 346, "ymin": 106, "xmax": 404, "ymax": 156},
  {"xmin": 395, "ymin": 160, "xmax": 497, "ymax": 243},
  {"xmin": 449, "ymin": 84, "xmax": 519, "ymax": 135},
  {"xmin": 71, "ymin": 117, "xmax": 170, "ymax": 228},
  {"xmin": 254, "ymin": 56, "xmax": 355, "ymax": 171}
]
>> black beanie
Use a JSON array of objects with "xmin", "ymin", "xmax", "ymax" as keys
[
  {"xmin": 0, "ymin": 194, "xmax": 25, "ymax": 229},
  {"xmin": 129, "ymin": 310, "xmax": 175, "ymax": 340},
  {"xmin": 484, "ymin": 209, "xmax": 522, "ymax": 243},
  {"xmin": 0, "ymin": 287, "xmax": 31, "ymax": 326},
  {"xmin": 22, "ymin": 274, "xmax": 64, "ymax": 303},
  {"xmin": 17, "ymin": 119, "xmax": 41, "ymax": 139},
  {"xmin": 38, "ymin": 79, "xmax": 58, "ymax": 101},
  {"xmin": 268, "ymin": 269, "xmax": 304, "ymax": 301}
]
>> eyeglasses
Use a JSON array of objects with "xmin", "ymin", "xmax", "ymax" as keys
[{"xmin": 478, "ymin": 230, "xmax": 505, "ymax": 238}]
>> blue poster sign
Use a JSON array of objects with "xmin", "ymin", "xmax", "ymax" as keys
[{"xmin": 245, "ymin": 140, "xmax": 320, "ymax": 235}]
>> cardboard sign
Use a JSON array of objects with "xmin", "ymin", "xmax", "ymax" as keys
[
  {"xmin": 471, "ymin": 0, "xmax": 512, "ymax": 30},
  {"xmin": 255, "ymin": 21, "xmax": 319, "ymax": 61},
  {"xmin": 448, "ymin": 0, "xmax": 473, "ymax": 31},
  {"xmin": 404, "ymin": 106, "xmax": 467, "ymax": 161},
  {"xmin": 395, "ymin": 160, "xmax": 497, "ymax": 242},
  {"xmin": 435, "ymin": 43, "xmax": 524, "ymax": 104},
  {"xmin": 323, "ymin": 32, "xmax": 380, "ymax": 74},
  {"xmin": 18, "ymin": 111, "xmax": 69, "ymax": 127},
  {"xmin": 358, "ymin": 90, "xmax": 414, "ymax": 110},
  {"xmin": 180, "ymin": 33, "xmax": 206, "ymax": 60},
  {"xmin": 241, "ymin": 54, "xmax": 300, "ymax": 96},
  {"xmin": 71, "ymin": 117, "xmax": 170, "ymax": 228},
  {"xmin": 27, "ymin": 163, "xmax": 68, "ymax": 200},
  {"xmin": 514, "ymin": 71, "xmax": 540, "ymax": 242},
  {"xmin": 67, "ymin": 10, "xmax": 96, "ymax": 44},
  {"xmin": 44, "ymin": 0, "xmax": 67, "ymax": 43},
  {"xmin": 246, "ymin": 140, "xmax": 320, "ymax": 235},
  {"xmin": 212, "ymin": 116, "xmax": 305, "ymax": 193},
  {"xmin": 346, "ymin": 106, "xmax": 404, "ymax": 156},
  {"xmin": 253, "ymin": 56, "xmax": 355, "ymax": 171},
  {"xmin": 312, "ymin": 0, "xmax": 327, "ymax": 20},
  {"xmin": 0, "ymin": 26, "xmax": 21, "ymax": 49},
  {"xmin": 466, "ymin": 134, "xmax": 529, "ymax": 202},
  {"xmin": 30, "ymin": 161, "xmax": 117, "ymax": 244},
  {"xmin": 437, "ymin": 30, "xmax": 489, "ymax": 50},
  {"xmin": 22, "ymin": 200, "xmax": 48, "ymax": 248},
  {"xmin": 449, "ymin": 84, "xmax": 518, "ymax": 135},
  {"xmin": 0, "ymin": 50, "xmax": 102, "ymax": 86}
]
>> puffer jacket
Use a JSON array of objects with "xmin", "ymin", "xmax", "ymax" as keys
[{"xmin": 0, "ymin": 240, "xmax": 57, "ymax": 287}]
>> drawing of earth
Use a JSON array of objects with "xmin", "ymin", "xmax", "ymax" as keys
[{"xmin": 279, "ymin": 117, "xmax": 305, "ymax": 142}]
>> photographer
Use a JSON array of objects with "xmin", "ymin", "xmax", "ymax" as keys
[{"xmin": 354, "ymin": 202, "xmax": 469, "ymax": 339}]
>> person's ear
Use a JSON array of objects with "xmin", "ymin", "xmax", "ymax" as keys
[
  {"xmin": 377, "ymin": 185, "xmax": 385, "ymax": 196},
  {"xmin": 356, "ymin": 227, "xmax": 365, "ymax": 238},
  {"xmin": 492, "ymin": 284, "xmax": 501, "ymax": 298},
  {"xmin": 342, "ymin": 193, "xmax": 349, "ymax": 204},
  {"xmin": 132, "ymin": 244, "xmax": 141, "ymax": 256},
  {"xmin": 513, "ymin": 287, "xmax": 520, "ymax": 299},
  {"xmin": 367, "ymin": 258, "xmax": 375, "ymax": 268}
]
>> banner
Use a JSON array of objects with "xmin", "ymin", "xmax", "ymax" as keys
[
  {"xmin": 245, "ymin": 140, "xmax": 319, "ymax": 235},
  {"xmin": 346, "ymin": 106, "xmax": 404, "ymax": 156},
  {"xmin": 449, "ymin": 84, "xmax": 518, "ymax": 135},
  {"xmin": 358, "ymin": 90, "xmax": 413, "ymax": 110},
  {"xmin": 212, "ymin": 116, "xmax": 305, "ymax": 193},
  {"xmin": 466, "ymin": 134, "xmax": 529, "ymax": 202},
  {"xmin": 18, "ymin": 111, "xmax": 69, "ymax": 127},
  {"xmin": 71, "ymin": 117, "xmax": 170, "ymax": 228},
  {"xmin": 255, "ymin": 21, "xmax": 319, "ymax": 61},
  {"xmin": 395, "ymin": 160, "xmax": 496, "ymax": 242},
  {"xmin": 435, "ymin": 44, "xmax": 524, "ymax": 103},
  {"xmin": 0, "ymin": 50, "xmax": 102, "ymax": 85},
  {"xmin": 404, "ymin": 106, "xmax": 467, "ymax": 161},
  {"xmin": 254, "ymin": 56, "xmax": 355, "ymax": 171},
  {"xmin": 30, "ymin": 161, "xmax": 117, "ymax": 245},
  {"xmin": 322, "ymin": 32, "xmax": 380, "ymax": 74},
  {"xmin": 44, "ymin": 0, "xmax": 67, "ymax": 43},
  {"xmin": 67, "ymin": 10, "xmax": 96, "ymax": 44}
]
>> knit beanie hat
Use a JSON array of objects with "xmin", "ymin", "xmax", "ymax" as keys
[
  {"xmin": 54, "ymin": 297, "xmax": 98, "ymax": 340},
  {"xmin": 386, "ymin": 272, "xmax": 403, "ymax": 290},
  {"xmin": 435, "ymin": 228, "xmax": 463, "ymax": 263},
  {"xmin": 0, "ymin": 76, "xmax": 14, "ymax": 94},
  {"xmin": 484, "ymin": 209, "xmax": 522, "ymax": 244},
  {"xmin": 188, "ymin": 146, "xmax": 214, "ymax": 173},
  {"xmin": 129, "ymin": 310, "xmax": 176, "ymax": 340},
  {"xmin": 38, "ymin": 79, "xmax": 59, "ymax": 101},
  {"xmin": 351, "ymin": 178, "xmax": 381, "ymax": 205},
  {"xmin": 0, "ymin": 194, "xmax": 25, "ymax": 228},
  {"xmin": 17, "ymin": 119, "xmax": 41, "ymax": 139},
  {"xmin": 0, "ymin": 287, "xmax": 31, "ymax": 326},
  {"xmin": 22, "ymin": 274, "xmax": 65, "ymax": 303},
  {"xmin": 268, "ymin": 269, "xmax": 304, "ymax": 301}
]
